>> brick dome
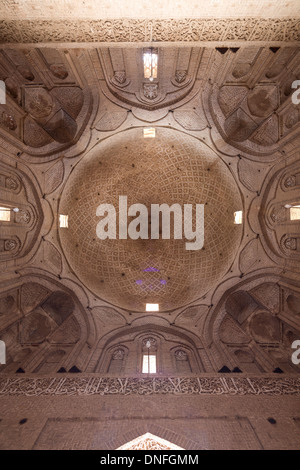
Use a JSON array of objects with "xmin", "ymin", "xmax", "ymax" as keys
[{"xmin": 59, "ymin": 127, "xmax": 243, "ymax": 311}]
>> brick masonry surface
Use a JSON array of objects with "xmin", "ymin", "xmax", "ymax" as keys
[{"xmin": 0, "ymin": 393, "xmax": 299, "ymax": 450}]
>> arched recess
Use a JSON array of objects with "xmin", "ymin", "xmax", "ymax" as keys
[
  {"xmin": 0, "ymin": 274, "xmax": 95, "ymax": 373},
  {"xmin": 0, "ymin": 161, "xmax": 43, "ymax": 265},
  {"xmin": 257, "ymin": 156, "xmax": 300, "ymax": 269},
  {"xmin": 93, "ymin": 322, "xmax": 206, "ymax": 375},
  {"xmin": 106, "ymin": 345, "xmax": 129, "ymax": 375},
  {"xmin": 206, "ymin": 273, "xmax": 300, "ymax": 374},
  {"xmin": 171, "ymin": 346, "xmax": 194, "ymax": 374}
]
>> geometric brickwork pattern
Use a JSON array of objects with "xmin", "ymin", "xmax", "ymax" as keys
[
  {"xmin": 59, "ymin": 127, "xmax": 243, "ymax": 311},
  {"xmin": 0, "ymin": 3, "xmax": 299, "ymax": 451}
]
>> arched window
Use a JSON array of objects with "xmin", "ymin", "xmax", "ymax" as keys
[
  {"xmin": 108, "ymin": 348, "xmax": 125, "ymax": 374},
  {"xmin": 174, "ymin": 349, "xmax": 191, "ymax": 373},
  {"xmin": 142, "ymin": 338, "xmax": 157, "ymax": 374}
]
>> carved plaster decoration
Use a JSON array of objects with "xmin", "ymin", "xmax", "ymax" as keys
[
  {"xmin": 112, "ymin": 349, "xmax": 125, "ymax": 360},
  {"xmin": 0, "ymin": 18, "xmax": 299, "ymax": 43},
  {"xmin": 143, "ymin": 83, "xmax": 158, "ymax": 100},
  {"xmin": 0, "ymin": 376, "xmax": 299, "ymax": 396},
  {"xmin": 175, "ymin": 70, "xmax": 187, "ymax": 83},
  {"xmin": 175, "ymin": 350, "xmax": 188, "ymax": 360},
  {"xmin": 142, "ymin": 338, "xmax": 157, "ymax": 350}
]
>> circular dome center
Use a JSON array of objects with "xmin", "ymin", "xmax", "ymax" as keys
[{"xmin": 59, "ymin": 128, "xmax": 242, "ymax": 312}]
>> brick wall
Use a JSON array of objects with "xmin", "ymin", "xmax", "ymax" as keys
[{"xmin": 0, "ymin": 393, "xmax": 299, "ymax": 450}]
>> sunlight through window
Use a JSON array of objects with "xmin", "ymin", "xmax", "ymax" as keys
[
  {"xmin": 146, "ymin": 303, "xmax": 159, "ymax": 312},
  {"xmin": 234, "ymin": 211, "xmax": 243, "ymax": 224},
  {"xmin": 0, "ymin": 207, "xmax": 11, "ymax": 222},
  {"xmin": 143, "ymin": 128, "xmax": 156, "ymax": 138},
  {"xmin": 290, "ymin": 205, "xmax": 300, "ymax": 220},
  {"xmin": 142, "ymin": 354, "xmax": 156, "ymax": 374},
  {"xmin": 143, "ymin": 48, "xmax": 158, "ymax": 80},
  {"xmin": 59, "ymin": 214, "xmax": 68, "ymax": 228}
]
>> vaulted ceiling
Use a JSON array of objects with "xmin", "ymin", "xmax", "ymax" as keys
[{"xmin": 0, "ymin": 2, "xmax": 299, "ymax": 376}]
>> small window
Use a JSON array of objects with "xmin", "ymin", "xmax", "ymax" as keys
[
  {"xmin": 143, "ymin": 48, "xmax": 158, "ymax": 80},
  {"xmin": 0, "ymin": 80, "xmax": 6, "ymax": 105},
  {"xmin": 290, "ymin": 205, "xmax": 300, "ymax": 221},
  {"xmin": 142, "ymin": 354, "xmax": 156, "ymax": 374},
  {"xmin": 143, "ymin": 128, "xmax": 156, "ymax": 138},
  {"xmin": 234, "ymin": 211, "xmax": 243, "ymax": 224},
  {"xmin": 59, "ymin": 214, "xmax": 68, "ymax": 228},
  {"xmin": 146, "ymin": 303, "xmax": 159, "ymax": 312},
  {"xmin": 0, "ymin": 207, "xmax": 11, "ymax": 222}
]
